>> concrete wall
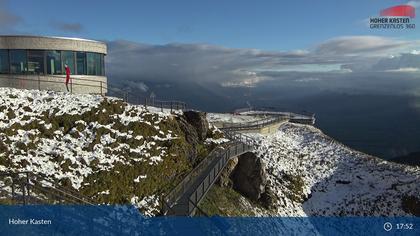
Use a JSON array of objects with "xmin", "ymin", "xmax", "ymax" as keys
[
  {"xmin": 0, "ymin": 75, "xmax": 107, "ymax": 95},
  {"xmin": 0, "ymin": 35, "xmax": 106, "ymax": 54}
]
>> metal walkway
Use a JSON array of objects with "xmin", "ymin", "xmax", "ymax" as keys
[
  {"xmin": 237, "ymin": 110, "xmax": 316, "ymax": 125},
  {"xmin": 162, "ymin": 131, "xmax": 255, "ymax": 216},
  {"xmin": 218, "ymin": 116, "xmax": 286, "ymax": 131},
  {"xmin": 161, "ymin": 109, "xmax": 313, "ymax": 216}
]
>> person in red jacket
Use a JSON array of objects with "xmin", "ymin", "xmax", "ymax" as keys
[{"xmin": 65, "ymin": 64, "xmax": 71, "ymax": 92}]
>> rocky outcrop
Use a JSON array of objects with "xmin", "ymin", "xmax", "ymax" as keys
[
  {"xmin": 216, "ymin": 157, "xmax": 238, "ymax": 188},
  {"xmin": 177, "ymin": 116, "xmax": 199, "ymax": 147},
  {"xmin": 176, "ymin": 111, "xmax": 212, "ymax": 166},
  {"xmin": 183, "ymin": 111, "xmax": 209, "ymax": 141},
  {"xmin": 230, "ymin": 152, "xmax": 267, "ymax": 201}
]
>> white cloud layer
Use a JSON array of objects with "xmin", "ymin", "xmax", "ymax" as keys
[{"xmin": 107, "ymin": 36, "xmax": 420, "ymax": 87}]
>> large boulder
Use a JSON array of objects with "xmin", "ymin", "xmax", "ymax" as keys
[
  {"xmin": 216, "ymin": 157, "xmax": 238, "ymax": 187},
  {"xmin": 230, "ymin": 152, "xmax": 267, "ymax": 201},
  {"xmin": 183, "ymin": 111, "xmax": 209, "ymax": 141},
  {"xmin": 176, "ymin": 116, "xmax": 199, "ymax": 164}
]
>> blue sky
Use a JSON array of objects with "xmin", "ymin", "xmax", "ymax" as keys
[
  {"xmin": 1, "ymin": 0, "xmax": 420, "ymax": 89},
  {"xmin": 4, "ymin": 0, "xmax": 419, "ymax": 50}
]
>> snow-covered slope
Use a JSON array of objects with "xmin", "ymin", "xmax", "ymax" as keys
[
  {"xmin": 1, "ymin": 88, "xmax": 418, "ymax": 217},
  {"xmin": 0, "ymin": 88, "xmax": 224, "ymax": 216},
  {"xmin": 252, "ymin": 123, "xmax": 420, "ymax": 216},
  {"xmin": 205, "ymin": 113, "xmax": 419, "ymax": 216}
]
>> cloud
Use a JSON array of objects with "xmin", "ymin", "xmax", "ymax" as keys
[
  {"xmin": 314, "ymin": 36, "xmax": 411, "ymax": 56},
  {"xmin": 369, "ymin": 53, "xmax": 420, "ymax": 72},
  {"xmin": 106, "ymin": 36, "xmax": 420, "ymax": 87},
  {"xmin": 51, "ymin": 21, "xmax": 83, "ymax": 33},
  {"xmin": 385, "ymin": 67, "xmax": 419, "ymax": 72},
  {"xmin": 106, "ymin": 40, "xmax": 306, "ymax": 86},
  {"xmin": 0, "ymin": 0, "xmax": 22, "ymax": 29}
]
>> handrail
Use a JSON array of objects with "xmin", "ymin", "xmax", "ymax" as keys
[
  {"xmin": 144, "ymin": 98, "xmax": 187, "ymax": 111},
  {"xmin": 162, "ymin": 144, "xmax": 228, "ymax": 213},
  {"xmin": 187, "ymin": 137, "xmax": 253, "ymax": 215},
  {"xmin": 0, "ymin": 75, "xmax": 189, "ymax": 111},
  {"xmin": 0, "ymin": 74, "xmax": 107, "ymax": 95},
  {"xmin": 8, "ymin": 171, "xmax": 92, "ymax": 203},
  {"xmin": 188, "ymin": 198, "xmax": 209, "ymax": 217},
  {"xmin": 0, "ymin": 171, "xmax": 94, "ymax": 205},
  {"xmin": 0, "ymin": 74, "xmax": 108, "ymax": 85},
  {"xmin": 163, "ymin": 128, "xmax": 256, "ymax": 216},
  {"xmin": 238, "ymin": 109, "xmax": 315, "ymax": 119},
  {"xmin": 220, "ymin": 116, "xmax": 283, "ymax": 131}
]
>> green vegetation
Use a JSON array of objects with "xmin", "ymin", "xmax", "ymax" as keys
[
  {"xmin": 0, "ymin": 94, "xmax": 223, "ymax": 215},
  {"xmin": 283, "ymin": 174, "xmax": 305, "ymax": 203},
  {"xmin": 199, "ymin": 185, "xmax": 266, "ymax": 216}
]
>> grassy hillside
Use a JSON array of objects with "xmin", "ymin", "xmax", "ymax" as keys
[{"xmin": 0, "ymin": 88, "xmax": 225, "ymax": 216}]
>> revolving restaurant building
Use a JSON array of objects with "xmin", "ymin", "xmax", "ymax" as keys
[{"xmin": 0, "ymin": 35, "xmax": 107, "ymax": 95}]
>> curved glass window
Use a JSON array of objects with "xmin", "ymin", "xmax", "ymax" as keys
[
  {"xmin": 62, "ymin": 51, "xmax": 75, "ymax": 75},
  {"xmin": 101, "ymin": 54, "xmax": 105, "ymax": 76},
  {"xmin": 27, "ymin": 50, "xmax": 44, "ymax": 74},
  {"xmin": 46, "ymin": 50, "xmax": 62, "ymax": 75},
  {"xmin": 0, "ymin": 50, "xmax": 9, "ymax": 74},
  {"xmin": 3, "ymin": 49, "xmax": 104, "ymax": 76},
  {"xmin": 87, "ymin": 52, "xmax": 102, "ymax": 76},
  {"xmin": 76, "ymin": 52, "xmax": 86, "ymax": 75},
  {"xmin": 10, "ymin": 50, "xmax": 27, "ymax": 74}
]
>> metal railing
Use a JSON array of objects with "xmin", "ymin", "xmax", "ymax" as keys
[
  {"xmin": 162, "ymin": 144, "xmax": 229, "ymax": 214},
  {"xmin": 162, "ymin": 129, "xmax": 255, "ymax": 216},
  {"xmin": 223, "ymin": 129, "xmax": 257, "ymax": 146},
  {"xmin": 0, "ymin": 74, "xmax": 108, "ymax": 95},
  {"xmin": 220, "ymin": 116, "xmax": 284, "ymax": 131},
  {"xmin": 0, "ymin": 171, "xmax": 94, "ymax": 205},
  {"xmin": 233, "ymin": 107, "xmax": 253, "ymax": 114},
  {"xmin": 0, "ymin": 171, "xmax": 139, "ymax": 234},
  {"xmin": 231, "ymin": 108, "xmax": 316, "ymax": 125},
  {"xmin": 187, "ymin": 140, "xmax": 253, "ymax": 215},
  {"xmin": 234, "ymin": 107, "xmax": 315, "ymax": 118},
  {"xmin": 0, "ymin": 75, "xmax": 188, "ymax": 112},
  {"xmin": 143, "ymin": 98, "xmax": 187, "ymax": 112}
]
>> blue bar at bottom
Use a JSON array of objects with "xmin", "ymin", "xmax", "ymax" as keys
[{"xmin": 0, "ymin": 205, "xmax": 418, "ymax": 236}]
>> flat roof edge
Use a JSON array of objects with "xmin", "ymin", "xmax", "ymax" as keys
[{"xmin": 0, "ymin": 35, "xmax": 106, "ymax": 45}]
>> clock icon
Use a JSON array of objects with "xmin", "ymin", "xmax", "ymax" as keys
[{"xmin": 384, "ymin": 222, "xmax": 393, "ymax": 231}]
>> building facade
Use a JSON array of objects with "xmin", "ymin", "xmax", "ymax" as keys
[{"xmin": 0, "ymin": 35, "xmax": 107, "ymax": 95}]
